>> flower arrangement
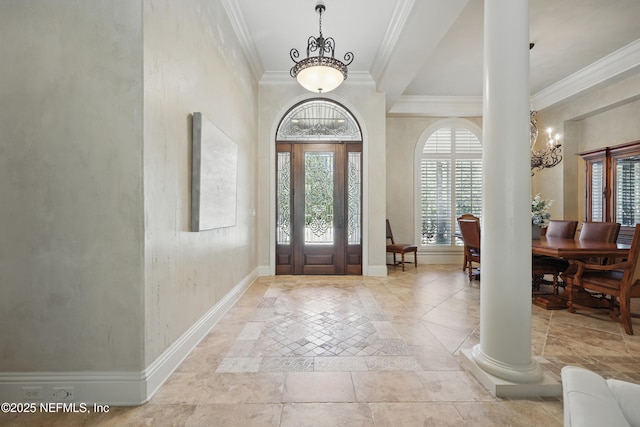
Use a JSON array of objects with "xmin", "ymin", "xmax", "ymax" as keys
[{"xmin": 531, "ymin": 193, "xmax": 553, "ymax": 227}]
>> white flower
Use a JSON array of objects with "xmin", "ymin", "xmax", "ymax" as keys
[{"xmin": 532, "ymin": 193, "xmax": 553, "ymax": 226}]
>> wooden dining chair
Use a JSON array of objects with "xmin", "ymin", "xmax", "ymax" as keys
[
  {"xmin": 457, "ymin": 214, "xmax": 480, "ymax": 273},
  {"xmin": 532, "ymin": 220, "xmax": 579, "ymax": 293},
  {"xmin": 568, "ymin": 224, "xmax": 640, "ymax": 335},
  {"xmin": 536, "ymin": 221, "xmax": 621, "ymax": 294},
  {"xmin": 458, "ymin": 218, "xmax": 480, "ymax": 281},
  {"xmin": 386, "ymin": 219, "xmax": 417, "ymax": 271}
]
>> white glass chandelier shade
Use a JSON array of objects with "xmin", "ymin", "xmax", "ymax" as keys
[
  {"xmin": 296, "ymin": 64, "xmax": 344, "ymax": 93},
  {"xmin": 290, "ymin": 3, "xmax": 353, "ymax": 93}
]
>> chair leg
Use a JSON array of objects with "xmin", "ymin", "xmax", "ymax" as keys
[
  {"xmin": 413, "ymin": 250, "xmax": 417, "ymax": 268},
  {"xmin": 619, "ymin": 295, "xmax": 633, "ymax": 335},
  {"xmin": 401, "ymin": 253, "xmax": 406, "ymax": 271},
  {"xmin": 462, "ymin": 253, "xmax": 467, "ymax": 272}
]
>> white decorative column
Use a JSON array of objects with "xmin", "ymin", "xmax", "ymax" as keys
[{"xmin": 460, "ymin": 0, "xmax": 560, "ymax": 397}]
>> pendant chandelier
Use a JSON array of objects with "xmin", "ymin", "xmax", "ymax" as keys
[
  {"xmin": 289, "ymin": 3, "xmax": 354, "ymax": 93},
  {"xmin": 530, "ymin": 111, "xmax": 562, "ymax": 174}
]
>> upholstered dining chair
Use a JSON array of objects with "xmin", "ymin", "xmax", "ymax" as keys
[
  {"xmin": 568, "ymin": 224, "xmax": 640, "ymax": 335},
  {"xmin": 535, "ymin": 221, "xmax": 621, "ymax": 294},
  {"xmin": 579, "ymin": 221, "xmax": 622, "ymax": 243},
  {"xmin": 544, "ymin": 220, "xmax": 580, "ymax": 239},
  {"xmin": 458, "ymin": 218, "xmax": 481, "ymax": 281},
  {"xmin": 386, "ymin": 219, "xmax": 417, "ymax": 271},
  {"xmin": 532, "ymin": 220, "xmax": 579, "ymax": 293},
  {"xmin": 457, "ymin": 214, "xmax": 480, "ymax": 273}
]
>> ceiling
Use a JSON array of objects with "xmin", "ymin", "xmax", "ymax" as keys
[{"xmin": 225, "ymin": 0, "xmax": 640, "ymax": 115}]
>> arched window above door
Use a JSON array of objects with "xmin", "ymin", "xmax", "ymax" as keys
[{"xmin": 276, "ymin": 99, "xmax": 362, "ymax": 141}]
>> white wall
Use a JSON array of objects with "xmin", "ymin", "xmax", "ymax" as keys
[
  {"xmin": 257, "ymin": 82, "xmax": 387, "ymax": 275},
  {"xmin": 0, "ymin": 1, "xmax": 145, "ymax": 371}
]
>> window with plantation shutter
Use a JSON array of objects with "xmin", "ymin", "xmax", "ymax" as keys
[
  {"xmin": 419, "ymin": 125, "xmax": 482, "ymax": 247},
  {"xmin": 580, "ymin": 141, "xmax": 640, "ymax": 245},
  {"xmin": 590, "ymin": 161, "xmax": 604, "ymax": 222},
  {"xmin": 616, "ymin": 155, "xmax": 640, "ymax": 226}
]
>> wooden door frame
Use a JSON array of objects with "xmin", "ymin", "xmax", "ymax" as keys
[{"xmin": 276, "ymin": 142, "xmax": 362, "ymax": 275}]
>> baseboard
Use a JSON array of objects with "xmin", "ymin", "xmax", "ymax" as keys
[
  {"xmin": 366, "ymin": 264, "xmax": 388, "ymax": 276},
  {"xmin": 417, "ymin": 251, "xmax": 463, "ymax": 265},
  {"xmin": 0, "ymin": 268, "xmax": 259, "ymax": 406},
  {"xmin": 257, "ymin": 265, "xmax": 271, "ymax": 276}
]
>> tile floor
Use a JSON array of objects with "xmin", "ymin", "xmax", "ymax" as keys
[{"xmin": 4, "ymin": 264, "xmax": 640, "ymax": 426}]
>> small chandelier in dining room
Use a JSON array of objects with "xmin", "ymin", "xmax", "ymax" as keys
[
  {"xmin": 289, "ymin": 2, "xmax": 354, "ymax": 93},
  {"xmin": 530, "ymin": 110, "xmax": 562, "ymax": 174}
]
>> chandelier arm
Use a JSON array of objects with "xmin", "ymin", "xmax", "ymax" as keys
[
  {"xmin": 290, "ymin": 48, "xmax": 300, "ymax": 63},
  {"xmin": 343, "ymin": 51, "xmax": 354, "ymax": 66},
  {"xmin": 320, "ymin": 37, "xmax": 336, "ymax": 58}
]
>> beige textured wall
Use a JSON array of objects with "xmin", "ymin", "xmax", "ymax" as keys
[
  {"xmin": 0, "ymin": 1, "xmax": 144, "ymax": 370},
  {"xmin": 143, "ymin": 0, "xmax": 258, "ymax": 364},
  {"xmin": 385, "ymin": 116, "xmax": 483, "ymax": 246},
  {"xmin": 533, "ymin": 72, "xmax": 640, "ymax": 222}
]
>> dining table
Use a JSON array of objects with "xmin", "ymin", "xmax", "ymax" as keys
[{"xmin": 531, "ymin": 237, "xmax": 631, "ymax": 309}]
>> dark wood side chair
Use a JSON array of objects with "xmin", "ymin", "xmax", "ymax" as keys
[
  {"xmin": 532, "ymin": 220, "xmax": 579, "ymax": 293},
  {"xmin": 457, "ymin": 214, "xmax": 480, "ymax": 273},
  {"xmin": 386, "ymin": 219, "xmax": 417, "ymax": 271},
  {"xmin": 458, "ymin": 218, "xmax": 481, "ymax": 281},
  {"xmin": 568, "ymin": 224, "xmax": 640, "ymax": 335}
]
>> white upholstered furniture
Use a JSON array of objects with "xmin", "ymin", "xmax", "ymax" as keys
[{"xmin": 562, "ymin": 366, "xmax": 640, "ymax": 427}]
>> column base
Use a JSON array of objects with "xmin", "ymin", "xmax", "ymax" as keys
[{"xmin": 460, "ymin": 348, "xmax": 562, "ymax": 397}]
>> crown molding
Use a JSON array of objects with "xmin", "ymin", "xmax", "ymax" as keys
[
  {"xmin": 390, "ymin": 39, "xmax": 640, "ymax": 116},
  {"xmin": 370, "ymin": 0, "xmax": 416, "ymax": 81},
  {"xmin": 531, "ymin": 38, "xmax": 640, "ymax": 110},
  {"xmin": 388, "ymin": 95, "xmax": 482, "ymax": 117},
  {"xmin": 222, "ymin": 0, "xmax": 264, "ymax": 81}
]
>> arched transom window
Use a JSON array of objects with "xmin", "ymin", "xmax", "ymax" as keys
[
  {"xmin": 418, "ymin": 124, "xmax": 482, "ymax": 247},
  {"xmin": 277, "ymin": 99, "xmax": 362, "ymax": 142}
]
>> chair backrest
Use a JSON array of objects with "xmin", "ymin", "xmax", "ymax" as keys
[
  {"xmin": 458, "ymin": 213, "xmax": 480, "ymax": 222},
  {"xmin": 458, "ymin": 219, "xmax": 480, "ymax": 249},
  {"xmin": 545, "ymin": 220, "xmax": 578, "ymax": 239},
  {"xmin": 386, "ymin": 219, "xmax": 395, "ymax": 244},
  {"xmin": 579, "ymin": 222, "xmax": 621, "ymax": 243}
]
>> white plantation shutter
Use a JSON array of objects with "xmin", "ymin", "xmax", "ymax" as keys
[
  {"xmin": 591, "ymin": 161, "xmax": 604, "ymax": 222},
  {"xmin": 420, "ymin": 126, "xmax": 482, "ymax": 247},
  {"xmin": 420, "ymin": 159, "xmax": 451, "ymax": 245},
  {"xmin": 616, "ymin": 157, "xmax": 640, "ymax": 226}
]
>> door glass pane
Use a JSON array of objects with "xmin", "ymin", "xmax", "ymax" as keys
[
  {"xmin": 616, "ymin": 156, "xmax": 640, "ymax": 226},
  {"xmin": 277, "ymin": 152, "xmax": 291, "ymax": 244},
  {"xmin": 348, "ymin": 152, "xmax": 361, "ymax": 244},
  {"xmin": 591, "ymin": 161, "xmax": 603, "ymax": 222},
  {"xmin": 305, "ymin": 152, "xmax": 334, "ymax": 244}
]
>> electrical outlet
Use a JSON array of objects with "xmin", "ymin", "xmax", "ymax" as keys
[
  {"xmin": 52, "ymin": 386, "xmax": 74, "ymax": 401},
  {"xmin": 22, "ymin": 386, "xmax": 43, "ymax": 400}
]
